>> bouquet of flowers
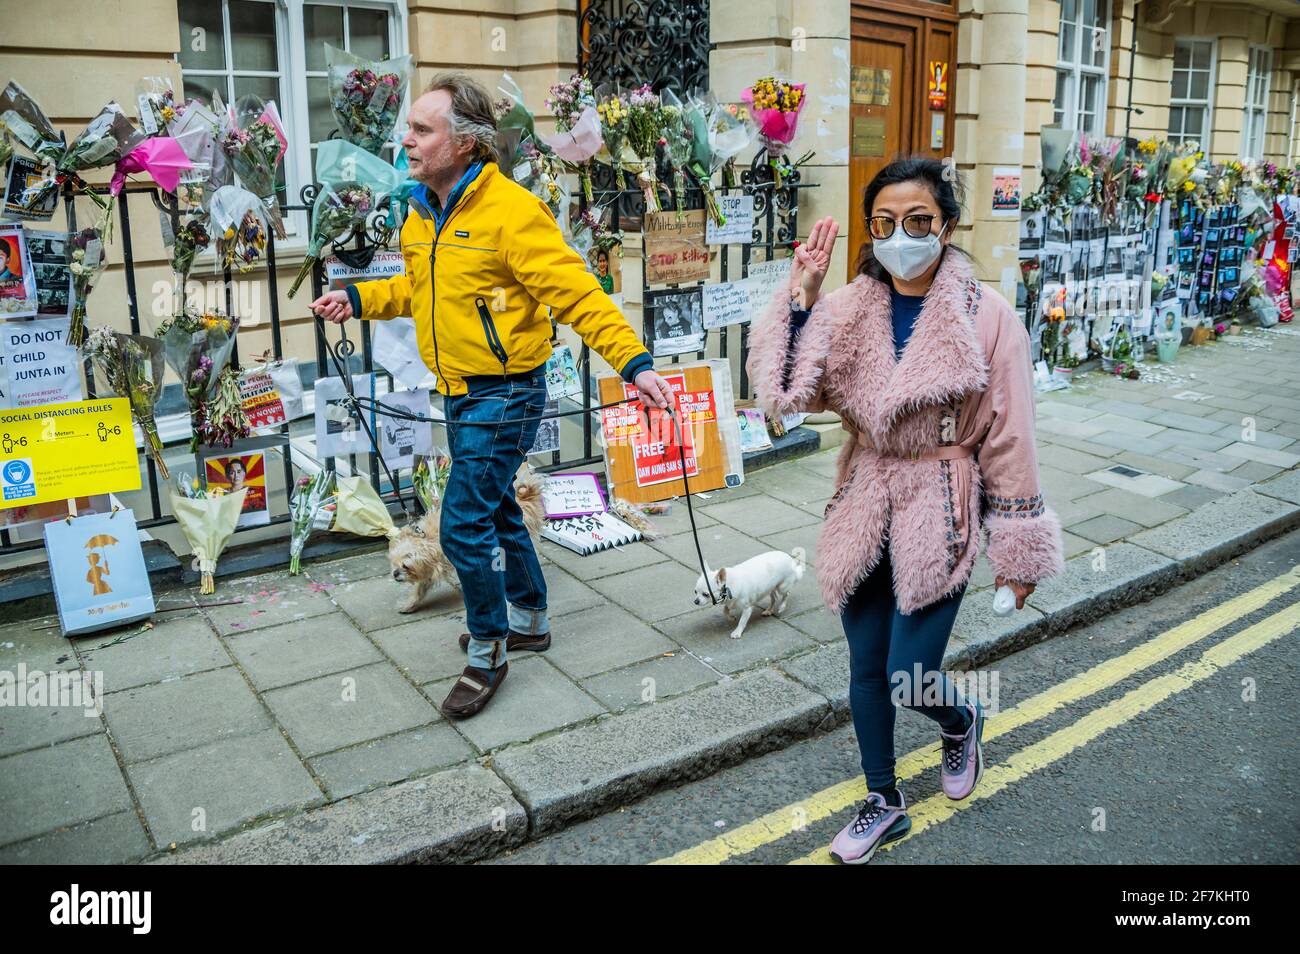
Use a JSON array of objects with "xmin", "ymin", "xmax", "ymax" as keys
[
  {"xmin": 325, "ymin": 45, "xmax": 412, "ymax": 155},
  {"xmin": 742, "ymin": 77, "xmax": 806, "ymax": 188},
  {"xmin": 595, "ymin": 87, "xmax": 631, "ymax": 190},
  {"xmin": 83, "ymin": 326, "xmax": 170, "ymax": 479},
  {"xmin": 66, "ymin": 226, "xmax": 108, "ymax": 348},
  {"xmin": 158, "ymin": 310, "xmax": 249, "ymax": 452},
  {"xmin": 544, "ymin": 73, "xmax": 602, "ymax": 204},
  {"xmin": 626, "ymin": 84, "xmax": 664, "ymax": 212},
  {"xmin": 220, "ymin": 96, "xmax": 287, "ymax": 237},
  {"xmin": 135, "ymin": 76, "xmax": 185, "ymax": 136},
  {"xmin": 331, "ymin": 475, "xmax": 398, "ymax": 539},
  {"xmin": 288, "ymin": 183, "xmax": 374, "ymax": 298},
  {"xmin": 288, "ymin": 470, "xmax": 337, "ymax": 575},
  {"xmin": 171, "ymin": 472, "xmax": 246, "ymax": 594},
  {"xmin": 659, "ymin": 89, "xmax": 695, "ymax": 221},
  {"xmin": 0, "ymin": 83, "xmax": 146, "ymax": 236},
  {"xmin": 411, "ymin": 455, "xmax": 453, "ymax": 514},
  {"xmin": 684, "ymin": 93, "xmax": 724, "ymax": 226},
  {"xmin": 168, "ymin": 215, "xmax": 211, "ymax": 315},
  {"xmin": 209, "ymin": 185, "xmax": 269, "ymax": 272},
  {"xmin": 706, "ymin": 97, "xmax": 757, "ymax": 191}
]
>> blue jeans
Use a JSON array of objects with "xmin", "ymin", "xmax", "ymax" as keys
[
  {"xmin": 842, "ymin": 549, "xmax": 968, "ymax": 792},
  {"xmin": 440, "ymin": 366, "xmax": 549, "ymax": 670}
]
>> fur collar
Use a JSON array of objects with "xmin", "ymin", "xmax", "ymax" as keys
[{"xmin": 827, "ymin": 250, "xmax": 989, "ymax": 441}]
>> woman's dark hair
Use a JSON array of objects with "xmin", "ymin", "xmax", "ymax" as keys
[{"xmin": 855, "ymin": 155, "xmax": 969, "ymax": 281}]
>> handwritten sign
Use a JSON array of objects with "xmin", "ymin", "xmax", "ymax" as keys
[
  {"xmin": 745, "ymin": 258, "xmax": 793, "ymax": 308},
  {"xmin": 644, "ymin": 210, "xmax": 710, "ymax": 285},
  {"xmin": 702, "ymin": 279, "xmax": 752, "ymax": 330},
  {"xmin": 541, "ymin": 472, "xmax": 607, "ymax": 518},
  {"xmin": 706, "ymin": 195, "xmax": 755, "ymax": 245}
]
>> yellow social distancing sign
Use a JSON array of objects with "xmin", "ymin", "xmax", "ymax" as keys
[{"xmin": 0, "ymin": 399, "xmax": 142, "ymax": 508}]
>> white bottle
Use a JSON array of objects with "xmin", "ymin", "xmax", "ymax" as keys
[{"xmin": 992, "ymin": 585, "xmax": 1018, "ymax": 616}]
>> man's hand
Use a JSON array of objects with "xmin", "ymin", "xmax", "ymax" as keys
[
  {"xmin": 311, "ymin": 289, "xmax": 354, "ymax": 324},
  {"xmin": 634, "ymin": 369, "xmax": 674, "ymax": 410},
  {"xmin": 995, "ymin": 576, "xmax": 1036, "ymax": 610}
]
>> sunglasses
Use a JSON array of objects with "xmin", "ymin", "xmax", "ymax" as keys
[{"xmin": 868, "ymin": 214, "xmax": 940, "ymax": 240}]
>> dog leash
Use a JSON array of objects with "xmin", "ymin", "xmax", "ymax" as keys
[{"xmin": 313, "ymin": 315, "xmax": 721, "ymax": 605}]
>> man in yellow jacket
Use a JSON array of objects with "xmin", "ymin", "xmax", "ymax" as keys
[{"xmin": 313, "ymin": 72, "xmax": 672, "ymax": 719}]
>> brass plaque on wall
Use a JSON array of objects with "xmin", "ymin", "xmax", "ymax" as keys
[
  {"xmin": 850, "ymin": 67, "xmax": 891, "ymax": 106},
  {"xmin": 852, "ymin": 117, "xmax": 886, "ymax": 157}
]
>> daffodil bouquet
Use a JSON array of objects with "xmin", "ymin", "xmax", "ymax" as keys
[
  {"xmin": 158, "ymin": 310, "xmax": 250, "ymax": 453},
  {"xmin": 84, "ymin": 327, "xmax": 170, "ymax": 480},
  {"xmin": 595, "ymin": 88, "xmax": 631, "ymax": 189},
  {"xmin": 287, "ymin": 183, "xmax": 375, "ymax": 298}
]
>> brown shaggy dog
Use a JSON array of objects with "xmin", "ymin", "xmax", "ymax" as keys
[{"xmin": 387, "ymin": 463, "xmax": 545, "ymax": 613}]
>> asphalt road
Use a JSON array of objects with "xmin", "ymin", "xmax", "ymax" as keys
[{"xmin": 488, "ymin": 529, "xmax": 1300, "ymax": 865}]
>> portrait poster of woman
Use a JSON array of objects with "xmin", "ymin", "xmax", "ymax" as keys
[{"xmin": 203, "ymin": 451, "xmax": 270, "ymax": 528}]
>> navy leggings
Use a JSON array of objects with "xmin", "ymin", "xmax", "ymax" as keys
[{"xmin": 842, "ymin": 548, "xmax": 968, "ymax": 792}]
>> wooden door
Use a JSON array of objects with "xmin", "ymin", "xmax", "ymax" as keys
[{"xmin": 848, "ymin": 1, "xmax": 958, "ymax": 280}]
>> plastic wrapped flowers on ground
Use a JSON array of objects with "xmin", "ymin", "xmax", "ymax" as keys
[
  {"xmin": 171, "ymin": 472, "xmax": 246, "ymax": 594},
  {"xmin": 742, "ymin": 76, "xmax": 806, "ymax": 189},
  {"xmin": 83, "ymin": 326, "xmax": 170, "ymax": 479},
  {"xmin": 157, "ymin": 310, "xmax": 250, "ymax": 452},
  {"xmin": 326, "ymin": 45, "xmax": 412, "ymax": 156},
  {"xmin": 288, "ymin": 470, "xmax": 337, "ymax": 575},
  {"xmin": 220, "ymin": 95, "xmax": 288, "ymax": 238},
  {"xmin": 331, "ymin": 475, "xmax": 398, "ymax": 540},
  {"xmin": 210, "ymin": 185, "xmax": 269, "ymax": 272},
  {"xmin": 411, "ymin": 455, "xmax": 453, "ymax": 514}
]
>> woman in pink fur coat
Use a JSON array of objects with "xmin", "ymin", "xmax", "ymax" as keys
[{"xmin": 746, "ymin": 157, "xmax": 1063, "ymax": 864}]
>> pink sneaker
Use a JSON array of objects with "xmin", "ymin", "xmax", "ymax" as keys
[
  {"xmin": 940, "ymin": 701, "xmax": 984, "ymax": 800},
  {"xmin": 829, "ymin": 791, "xmax": 911, "ymax": 865}
]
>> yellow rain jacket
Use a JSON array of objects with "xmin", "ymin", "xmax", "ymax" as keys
[{"xmin": 345, "ymin": 160, "xmax": 652, "ymax": 396}]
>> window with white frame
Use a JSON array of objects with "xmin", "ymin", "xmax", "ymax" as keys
[
  {"xmin": 177, "ymin": 0, "xmax": 407, "ymax": 240},
  {"xmin": 1168, "ymin": 38, "xmax": 1215, "ymax": 147},
  {"xmin": 1242, "ymin": 46, "xmax": 1273, "ymax": 161},
  {"xmin": 1053, "ymin": 0, "xmax": 1109, "ymax": 134}
]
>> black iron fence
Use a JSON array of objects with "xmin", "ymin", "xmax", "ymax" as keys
[{"xmin": 0, "ymin": 156, "xmax": 812, "ymax": 561}]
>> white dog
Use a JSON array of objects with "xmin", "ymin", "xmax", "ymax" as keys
[{"xmin": 693, "ymin": 547, "xmax": 806, "ymax": 639}]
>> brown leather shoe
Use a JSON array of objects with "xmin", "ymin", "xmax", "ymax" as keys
[
  {"xmin": 458, "ymin": 631, "xmax": 551, "ymax": 653},
  {"xmin": 440, "ymin": 664, "xmax": 507, "ymax": 719}
]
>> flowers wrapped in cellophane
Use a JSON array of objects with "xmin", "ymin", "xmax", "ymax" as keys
[
  {"xmin": 325, "ymin": 45, "xmax": 412, "ymax": 155},
  {"xmin": 659, "ymin": 89, "xmax": 697, "ymax": 222},
  {"xmin": 287, "ymin": 140, "xmax": 400, "ymax": 298},
  {"xmin": 66, "ymin": 226, "xmax": 108, "ymax": 348},
  {"xmin": 135, "ymin": 76, "xmax": 186, "ymax": 136},
  {"xmin": 167, "ymin": 215, "xmax": 211, "ymax": 316},
  {"xmin": 595, "ymin": 87, "xmax": 631, "ymax": 190},
  {"xmin": 171, "ymin": 472, "xmax": 246, "ymax": 594},
  {"xmin": 707, "ymin": 97, "xmax": 758, "ymax": 191},
  {"xmin": 210, "ymin": 185, "xmax": 269, "ymax": 272},
  {"xmin": 157, "ymin": 310, "xmax": 250, "ymax": 453},
  {"xmin": 626, "ymin": 84, "xmax": 665, "ymax": 212},
  {"xmin": 411, "ymin": 454, "xmax": 453, "ymax": 514},
  {"xmin": 0, "ymin": 82, "xmax": 145, "ymax": 237},
  {"xmin": 543, "ymin": 74, "xmax": 602, "ymax": 204},
  {"xmin": 288, "ymin": 470, "xmax": 337, "ymax": 575},
  {"xmin": 83, "ymin": 327, "xmax": 170, "ymax": 480},
  {"xmin": 332, "ymin": 476, "xmax": 398, "ymax": 539},
  {"xmin": 742, "ymin": 77, "xmax": 806, "ymax": 188},
  {"xmin": 682, "ymin": 93, "xmax": 724, "ymax": 226},
  {"xmin": 494, "ymin": 73, "xmax": 538, "ymax": 166},
  {"xmin": 220, "ymin": 95, "xmax": 288, "ymax": 238}
]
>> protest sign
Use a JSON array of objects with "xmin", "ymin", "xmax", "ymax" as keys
[
  {"xmin": 324, "ymin": 251, "xmax": 406, "ymax": 291},
  {"xmin": 0, "ymin": 316, "xmax": 83, "ymax": 408},
  {"xmin": 238, "ymin": 359, "xmax": 304, "ymax": 431},
  {"xmin": 644, "ymin": 210, "xmax": 710, "ymax": 285},
  {"xmin": 0, "ymin": 398, "xmax": 140, "ymax": 508},
  {"xmin": 541, "ymin": 472, "xmax": 607, "ymax": 518},
  {"xmin": 706, "ymin": 195, "xmax": 755, "ymax": 245},
  {"xmin": 702, "ymin": 278, "xmax": 752, "ymax": 329}
]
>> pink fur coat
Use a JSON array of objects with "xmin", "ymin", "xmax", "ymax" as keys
[{"xmin": 746, "ymin": 251, "xmax": 1064, "ymax": 615}]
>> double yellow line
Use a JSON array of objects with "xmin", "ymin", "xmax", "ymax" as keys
[{"xmin": 655, "ymin": 565, "xmax": 1300, "ymax": 866}]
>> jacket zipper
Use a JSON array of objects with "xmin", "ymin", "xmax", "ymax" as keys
[
  {"xmin": 475, "ymin": 297, "xmax": 510, "ymax": 370},
  {"xmin": 426, "ymin": 189, "xmax": 475, "ymax": 392}
]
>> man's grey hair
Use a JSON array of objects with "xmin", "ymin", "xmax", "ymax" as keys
[{"xmin": 424, "ymin": 71, "xmax": 499, "ymax": 164}]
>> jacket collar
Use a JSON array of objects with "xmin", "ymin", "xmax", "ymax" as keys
[
  {"xmin": 409, "ymin": 161, "xmax": 494, "ymax": 230},
  {"xmin": 845, "ymin": 250, "xmax": 989, "ymax": 436}
]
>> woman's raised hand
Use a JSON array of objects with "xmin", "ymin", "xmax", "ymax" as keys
[{"xmin": 791, "ymin": 216, "xmax": 839, "ymax": 310}]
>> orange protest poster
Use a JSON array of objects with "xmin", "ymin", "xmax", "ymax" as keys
[{"xmin": 598, "ymin": 360, "xmax": 744, "ymax": 505}]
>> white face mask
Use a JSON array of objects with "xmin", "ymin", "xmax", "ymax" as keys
[{"xmin": 872, "ymin": 225, "xmax": 945, "ymax": 281}]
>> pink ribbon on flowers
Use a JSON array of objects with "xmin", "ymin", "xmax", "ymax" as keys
[{"xmin": 110, "ymin": 137, "xmax": 194, "ymax": 196}]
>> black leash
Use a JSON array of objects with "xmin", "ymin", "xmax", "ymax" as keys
[{"xmin": 312, "ymin": 315, "xmax": 720, "ymax": 605}]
